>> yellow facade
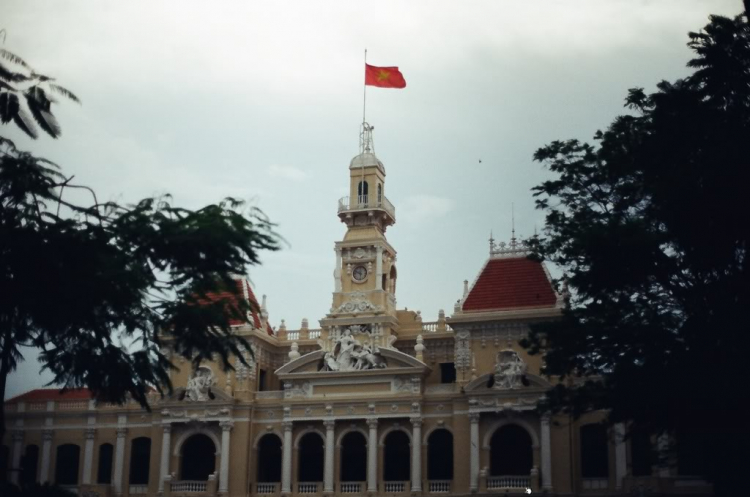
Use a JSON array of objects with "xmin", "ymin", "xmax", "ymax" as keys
[{"xmin": 2, "ymin": 127, "xmax": 712, "ymax": 496}]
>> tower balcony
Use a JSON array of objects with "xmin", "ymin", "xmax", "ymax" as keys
[{"xmin": 337, "ymin": 195, "xmax": 396, "ymax": 223}]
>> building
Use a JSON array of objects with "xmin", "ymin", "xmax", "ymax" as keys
[{"xmin": 1, "ymin": 124, "xmax": 712, "ymax": 496}]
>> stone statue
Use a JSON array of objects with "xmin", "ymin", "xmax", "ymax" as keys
[
  {"xmin": 321, "ymin": 330, "xmax": 387, "ymax": 371},
  {"xmin": 493, "ymin": 349, "xmax": 527, "ymax": 390},
  {"xmin": 185, "ymin": 366, "xmax": 215, "ymax": 401}
]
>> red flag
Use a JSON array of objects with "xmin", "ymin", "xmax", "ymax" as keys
[{"xmin": 365, "ymin": 64, "xmax": 406, "ymax": 89}]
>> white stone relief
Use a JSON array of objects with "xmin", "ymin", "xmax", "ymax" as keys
[
  {"xmin": 493, "ymin": 349, "xmax": 528, "ymax": 390},
  {"xmin": 185, "ymin": 366, "xmax": 215, "ymax": 402},
  {"xmin": 455, "ymin": 329, "xmax": 472, "ymax": 371},
  {"xmin": 283, "ymin": 381, "xmax": 312, "ymax": 399},
  {"xmin": 321, "ymin": 330, "xmax": 387, "ymax": 371},
  {"xmin": 333, "ymin": 292, "xmax": 383, "ymax": 314}
]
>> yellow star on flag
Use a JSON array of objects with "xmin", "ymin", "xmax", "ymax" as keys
[{"xmin": 376, "ymin": 69, "xmax": 391, "ymax": 81}]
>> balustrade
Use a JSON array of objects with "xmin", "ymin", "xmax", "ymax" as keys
[
  {"xmin": 487, "ymin": 475, "xmax": 531, "ymax": 490},
  {"xmin": 340, "ymin": 482, "xmax": 363, "ymax": 493},
  {"xmin": 297, "ymin": 482, "xmax": 320, "ymax": 493},
  {"xmin": 58, "ymin": 400, "xmax": 88, "ymax": 410},
  {"xmin": 128, "ymin": 484, "xmax": 148, "ymax": 494},
  {"xmin": 384, "ymin": 481, "xmax": 408, "ymax": 493},
  {"xmin": 59, "ymin": 485, "xmax": 79, "ymax": 495},
  {"xmin": 428, "ymin": 481, "xmax": 451, "ymax": 493},
  {"xmin": 171, "ymin": 481, "xmax": 207, "ymax": 492},
  {"xmin": 338, "ymin": 195, "xmax": 396, "ymax": 219},
  {"xmin": 582, "ymin": 478, "xmax": 608, "ymax": 490},
  {"xmin": 287, "ymin": 331, "xmax": 300, "ymax": 341},
  {"xmin": 308, "ymin": 329, "xmax": 321, "ymax": 339},
  {"xmin": 256, "ymin": 482, "xmax": 278, "ymax": 494}
]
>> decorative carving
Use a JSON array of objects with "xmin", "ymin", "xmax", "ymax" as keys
[
  {"xmin": 283, "ymin": 381, "xmax": 312, "ymax": 399},
  {"xmin": 493, "ymin": 349, "xmax": 528, "ymax": 390},
  {"xmin": 324, "ymin": 419, "xmax": 336, "ymax": 429},
  {"xmin": 410, "ymin": 417, "xmax": 423, "ymax": 428},
  {"xmin": 347, "ymin": 405, "xmax": 355, "ymax": 414},
  {"xmin": 116, "ymin": 428, "xmax": 128, "ymax": 438},
  {"xmin": 393, "ymin": 377, "xmax": 412, "ymax": 393},
  {"xmin": 282, "ymin": 421, "xmax": 293, "ymax": 432},
  {"xmin": 455, "ymin": 330, "xmax": 472, "ymax": 371},
  {"xmin": 219, "ymin": 420, "xmax": 234, "ymax": 432},
  {"xmin": 333, "ymin": 292, "xmax": 383, "ymax": 314},
  {"xmin": 367, "ymin": 418, "xmax": 378, "ymax": 428},
  {"xmin": 353, "ymin": 248, "xmax": 366, "ymax": 259},
  {"xmin": 163, "ymin": 425, "xmax": 172, "ymax": 434},
  {"xmin": 185, "ymin": 366, "xmax": 215, "ymax": 402},
  {"xmin": 85, "ymin": 428, "xmax": 96, "ymax": 440},
  {"xmin": 320, "ymin": 330, "xmax": 387, "ymax": 371}
]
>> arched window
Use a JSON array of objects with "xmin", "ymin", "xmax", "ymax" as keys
[
  {"xmin": 298, "ymin": 432, "xmax": 324, "ymax": 482},
  {"xmin": 580, "ymin": 424, "xmax": 609, "ymax": 478},
  {"xmin": 97, "ymin": 443, "xmax": 114, "ymax": 484},
  {"xmin": 428, "ymin": 429, "xmax": 453, "ymax": 480},
  {"xmin": 383, "ymin": 431, "xmax": 410, "ymax": 482},
  {"xmin": 129, "ymin": 437, "xmax": 151, "ymax": 485},
  {"xmin": 377, "ymin": 184, "xmax": 382, "ymax": 203},
  {"xmin": 389, "ymin": 266, "xmax": 397, "ymax": 294},
  {"xmin": 490, "ymin": 425, "xmax": 533, "ymax": 476},
  {"xmin": 340, "ymin": 432, "xmax": 367, "ymax": 482},
  {"xmin": 257, "ymin": 434, "xmax": 282, "ymax": 483},
  {"xmin": 55, "ymin": 444, "xmax": 81, "ymax": 485},
  {"xmin": 0, "ymin": 445, "xmax": 8, "ymax": 483},
  {"xmin": 21, "ymin": 445, "xmax": 39, "ymax": 485},
  {"xmin": 357, "ymin": 181, "xmax": 369, "ymax": 203},
  {"xmin": 181, "ymin": 434, "xmax": 216, "ymax": 481},
  {"xmin": 630, "ymin": 432, "xmax": 652, "ymax": 477}
]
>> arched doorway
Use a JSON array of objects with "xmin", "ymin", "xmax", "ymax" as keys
[
  {"xmin": 129, "ymin": 437, "xmax": 151, "ymax": 485},
  {"xmin": 21, "ymin": 445, "xmax": 39, "ymax": 485},
  {"xmin": 257, "ymin": 434, "xmax": 282, "ymax": 483},
  {"xmin": 181, "ymin": 434, "xmax": 216, "ymax": 481},
  {"xmin": 490, "ymin": 425, "xmax": 533, "ymax": 476},
  {"xmin": 340, "ymin": 431, "xmax": 367, "ymax": 482},
  {"xmin": 55, "ymin": 444, "xmax": 81, "ymax": 485},
  {"xmin": 428, "ymin": 429, "xmax": 453, "ymax": 480},
  {"xmin": 383, "ymin": 430, "xmax": 410, "ymax": 481},
  {"xmin": 580, "ymin": 424, "xmax": 609, "ymax": 478},
  {"xmin": 97, "ymin": 443, "xmax": 114, "ymax": 484},
  {"xmin": 297, "ymin": 432, "xmax": 324, "ymax": 482}
]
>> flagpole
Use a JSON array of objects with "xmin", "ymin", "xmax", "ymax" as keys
[{"xmin": 363, "ymin": 48, "xmax": 367, "ymax": 128}]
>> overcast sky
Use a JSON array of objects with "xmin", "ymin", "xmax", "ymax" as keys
[{"xmin": 3, "ymin": 0, "xmax": 742, "ymax": 399}]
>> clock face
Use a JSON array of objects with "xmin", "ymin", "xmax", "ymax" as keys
[{"xmin": 352, "ymin": 265, "xmax": 367, "ymax": 282}]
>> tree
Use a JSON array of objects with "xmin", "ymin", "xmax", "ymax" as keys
[
  {"xmin": 0, "ymin": 47, "xmax": 280, "ymax": 441},
  {"xmin": 523, "ymin": 13, "xmax": 749, "ymax": 496},
  {"xmin": 0, "ymin": 39, "xmax": 79, "ymax": 139}
]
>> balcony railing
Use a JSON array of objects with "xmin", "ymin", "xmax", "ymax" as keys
[
  {"xmin": 171, "ymin": 481, "xmax": 207, "ymax": 492},
  {"xmin": 340, "ymin": 482, "xmax": 363, "ymax": 493},
  {"xmin": 582, "ymin": 478, "xmax": 608, "ymax": 490},
  {"xmin": 487, "ymin": 475, "xmax": 531, "ymax": 490},
  {"xmin": 256, "ymin": 482, "xmax": 278, "ymax": 494},
  {"xmin": 128, "ymin": 485, "xmax": 148, "ymax": 494},
  {"xmin": 383, "ymin": 481, "xmax": 408, "ymax": 493},
  {"xmin": 428, "ymin": 480, "xmax": 452, "ymax": 493},
  {"xmin": 338, "ymin": 195, "xmax": 396, "ymax": 219},
  {"xmin": 297, "ymin": 482, "xmax": 320, "ymax": 493},
  {"xmin": 421, "ymin": 321, "xmax": 453, "ymax": 333}
]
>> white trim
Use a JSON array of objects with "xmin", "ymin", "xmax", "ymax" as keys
[
  {"xmin": 293, "ymin": 427, "xmax": 325, "ymax": 449},
  {"xmin": 336, "ymin": 425, "xmax": 369, "ymax": 446},
  {"xmin": 172, "ymin": 427, "xmax": 220, "ymax": 457},
  {"xmin": 482, "ymin": 418, "xmax": 540, "ymax": 449},
  {"xmin": 378, "ymin": 425, "xmax": 412, "ymax": 446}
]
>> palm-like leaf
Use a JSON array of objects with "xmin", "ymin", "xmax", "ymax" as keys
[{"xmin": 0, "ymin": 48, "xmax": 30, "ymax": 69}]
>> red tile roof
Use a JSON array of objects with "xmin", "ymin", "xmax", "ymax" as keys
[
  {"xmin": 202, "ymin": 278, "xmax": 271, "ymax": 334},
  {"xmin": 7, "ymin": 388, "xmax": 93, "ymax": 403},
  {"xmin": 462, "ymin": 257, "xmax": 557, "ymax": 312}
]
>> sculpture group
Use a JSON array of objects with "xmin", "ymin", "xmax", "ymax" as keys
[{"xmin": 322, "ymin": 330, "xmax": 387, "ymax": 371}]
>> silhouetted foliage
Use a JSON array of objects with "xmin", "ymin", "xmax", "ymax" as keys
[
  {"xmin": 523, "ymin": 13, "xmax": 750, "ymax": 496},
  {"xmin": 0, "ymin": 137, "xmax": 280, "ymax": 439},
  {"xmin": 0, "ymin": 37, "xmax": 79, "ymax": 139},
  {"xmin": 0, "ymin": 482, "xmax": 76, "ymax": 497}
]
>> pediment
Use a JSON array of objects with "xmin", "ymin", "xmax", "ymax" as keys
[
  {"xmin": 163, "ymin": 386, "xmax": 235, "ymax": 404},
  {"xmin": 464, "ymin": 372, "xmax": 551, "ymax": 392},
  {"xmin": 276, "ymin": 347, "xmax": 429, "ymax": 376}
]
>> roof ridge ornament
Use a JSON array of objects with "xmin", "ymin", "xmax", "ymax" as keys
[
  {"xmin": 359, "ymin": 122, "xmax": 375, "ymax": 154},
  {"xmin": 489, "ymin": 234, "xmax": 531, "ymax": 258}
]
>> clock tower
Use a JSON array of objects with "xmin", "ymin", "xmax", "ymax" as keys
[{"xmin": 319, "ymin": 123, "xmax": 399, "ymax": 348}]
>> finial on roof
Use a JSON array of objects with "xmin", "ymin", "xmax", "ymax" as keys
[
  {"xmin": 463, "ymin": 279, "xmax": 469, "ymax": 297},
  {"xmin": 489, "ymin": 230, "xmax": 495, "ymax": 254},
  {"xmin": 510, "ymin": 202, "xmax": 517, "ymax": 249},
  {"xmin": 359, "ymin": 122, "xmax": 375, "ymax": 154}
]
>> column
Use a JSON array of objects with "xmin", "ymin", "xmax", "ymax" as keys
[
  {"xmin": 10, "ymin": 431, "xmax": 24, "ymax": 485},
  {"xmin": 324, "ymin": 420, "xmax": 335, "ymax": 493},
  {"xmin": 614, "ymin": 423, "xmax": 627, "ymax": 489},
  {"xmin": 83, "ymin": 428, "xmax": 96, "ymax": 484},
  {"xmin": 657, "ymin": 433, "xmax": 670, "ymax": 477},
  {"xmin": 219, "ymin": 421, "xmax": 233, "ymax": 494},
  {"xmin": 334, "ymin": 248, "xmax": 342, "ymax": 292},
  {"xmin": 375, "ymin": 246, "xmax": 383, "ymax": 289},
  {"xmin": 469, "ymin": 413, "xmax": 480, "ymax": 493},
  {"xmin": 411, "ymin": 418, "xmax": 423, "ymax": 492},
  {"xmin": 40, "ymin": 429, "xmax": 53, "ymax": 484},
  {"xmin": 281, "ymin": 421, "xmax": 293, "ymax": 494},
  {"xmin": 113, "ymin": 427, "xmax": 128, "ymax": 496},
  {"xmin": 541, "ymin": 415, "xmax": 553, "ymax": 491},
  {"xmin": 158, "ymin": 425, "xmax": 172, "ymax": 494},
  {"xmin": 367, "ymin": 419, "xmax": 378, "ymax": 493}
]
